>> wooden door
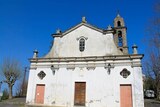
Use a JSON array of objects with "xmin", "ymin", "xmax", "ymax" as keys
[
  {"xmin": 35, "ymin": 84, "xmax": 45, "ymax": 104},
  {"xmin": 74, "ymin": 82, "xmax": 86, "ymax": 106},
  {"xmin": 120, "ymin": 84, "xmax": 132, "ymax": 107}
]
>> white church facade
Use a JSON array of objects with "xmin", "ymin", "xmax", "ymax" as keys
[{"xmin": 26, "ymin": 14, "xmax": 144, "ymax": 107}]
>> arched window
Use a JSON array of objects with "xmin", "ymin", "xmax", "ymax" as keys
[
  {"xmin": 79, "ymin": 38, "xmax": 85, "ymax": 52},
  {"xmin": 118, "ymin": 31, "xmax": 123, "ymax": 47},
  {"xmin": 117, "ymin": 21, "xmax": 121, "ymax": 27}
]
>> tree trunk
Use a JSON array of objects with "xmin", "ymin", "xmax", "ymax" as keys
[
  {"xmin": 9, "ymin": 85, "xmax": 13, "ymax": 99},
  {"xmin": 157, "ymin": 87, "xmax": 160, "ymax": 100}
]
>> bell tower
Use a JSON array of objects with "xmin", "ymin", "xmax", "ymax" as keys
[{"xmin": 113, "ymin": 14, "xmax": 128, "ymax": 54}]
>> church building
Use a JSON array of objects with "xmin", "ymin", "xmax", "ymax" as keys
[{"xmin": 26, "ymin": 14, "xmax": 144, "ymax": 107}]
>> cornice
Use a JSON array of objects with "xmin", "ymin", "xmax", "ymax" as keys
[{"xmin": 29, "ymin": 54, "xmax": 144, "ymax": 63}]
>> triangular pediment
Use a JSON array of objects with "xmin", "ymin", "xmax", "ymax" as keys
[
  {"xmin": 62, "ymin": 22, "xmax": 103, "ymax": 36},
  {"xmin": 53, "ymin": 22, "xmax": 114, "ymax": 38}
]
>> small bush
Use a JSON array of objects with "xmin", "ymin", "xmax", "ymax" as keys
[{"xmin": 1, "ymin": 89, "xmax": 9, "ymax": 100}]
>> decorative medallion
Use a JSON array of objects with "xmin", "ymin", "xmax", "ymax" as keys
[
  {"xmin": 37, "ymin": 71, "xmax": 46, "ymax": 80},
  {"xmin": 120, "ymin": 68, "xmax": 131, "ymax": 78}
]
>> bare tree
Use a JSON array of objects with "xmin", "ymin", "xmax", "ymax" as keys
[
  {"xmin": 0, "ymin": 58, "xmax": 21, "ymax": 99},
  {"xmin": 15, "ymin": 82, "xmax": 22, "ymax": 97},
  {"xmin": 15, "ymin": 80, "xmax": 28, "ymax": 97},
  {"xmin": 21, "ymin": 67, "xmax": 28, "ymax": 97},
  {"xmin": 21, "ymin": 79, "xmax": 28, "ymax": 97},
  {"xmin": 144, "ymin": 0, "xmax": 160, "ymax": 100}
]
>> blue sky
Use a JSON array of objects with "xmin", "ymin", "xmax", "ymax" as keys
[{"xmin": 0, "ymin": 0, "xmax": 156, "ymax": 92}]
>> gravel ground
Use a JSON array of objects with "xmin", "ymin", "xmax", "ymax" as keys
[
  {"xmin": 0, "ymin": 97, "xmax": 160, "ymax": 107},
  {"xmin": 0, "ymin": 97, "xmax": 25, "ymax": 107},
  {"xmin": 144, "ymin": 99, "xmax": 160, "ymax": 107}
]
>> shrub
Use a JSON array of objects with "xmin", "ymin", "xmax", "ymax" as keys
[{"xmin": 1, "ymin": 89, "xmax": 9, "ymax": 100}]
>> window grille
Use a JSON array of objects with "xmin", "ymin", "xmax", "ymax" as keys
[{"xmin": 79, "ymin": 38, "xmax": 85, "ymax": 52}]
